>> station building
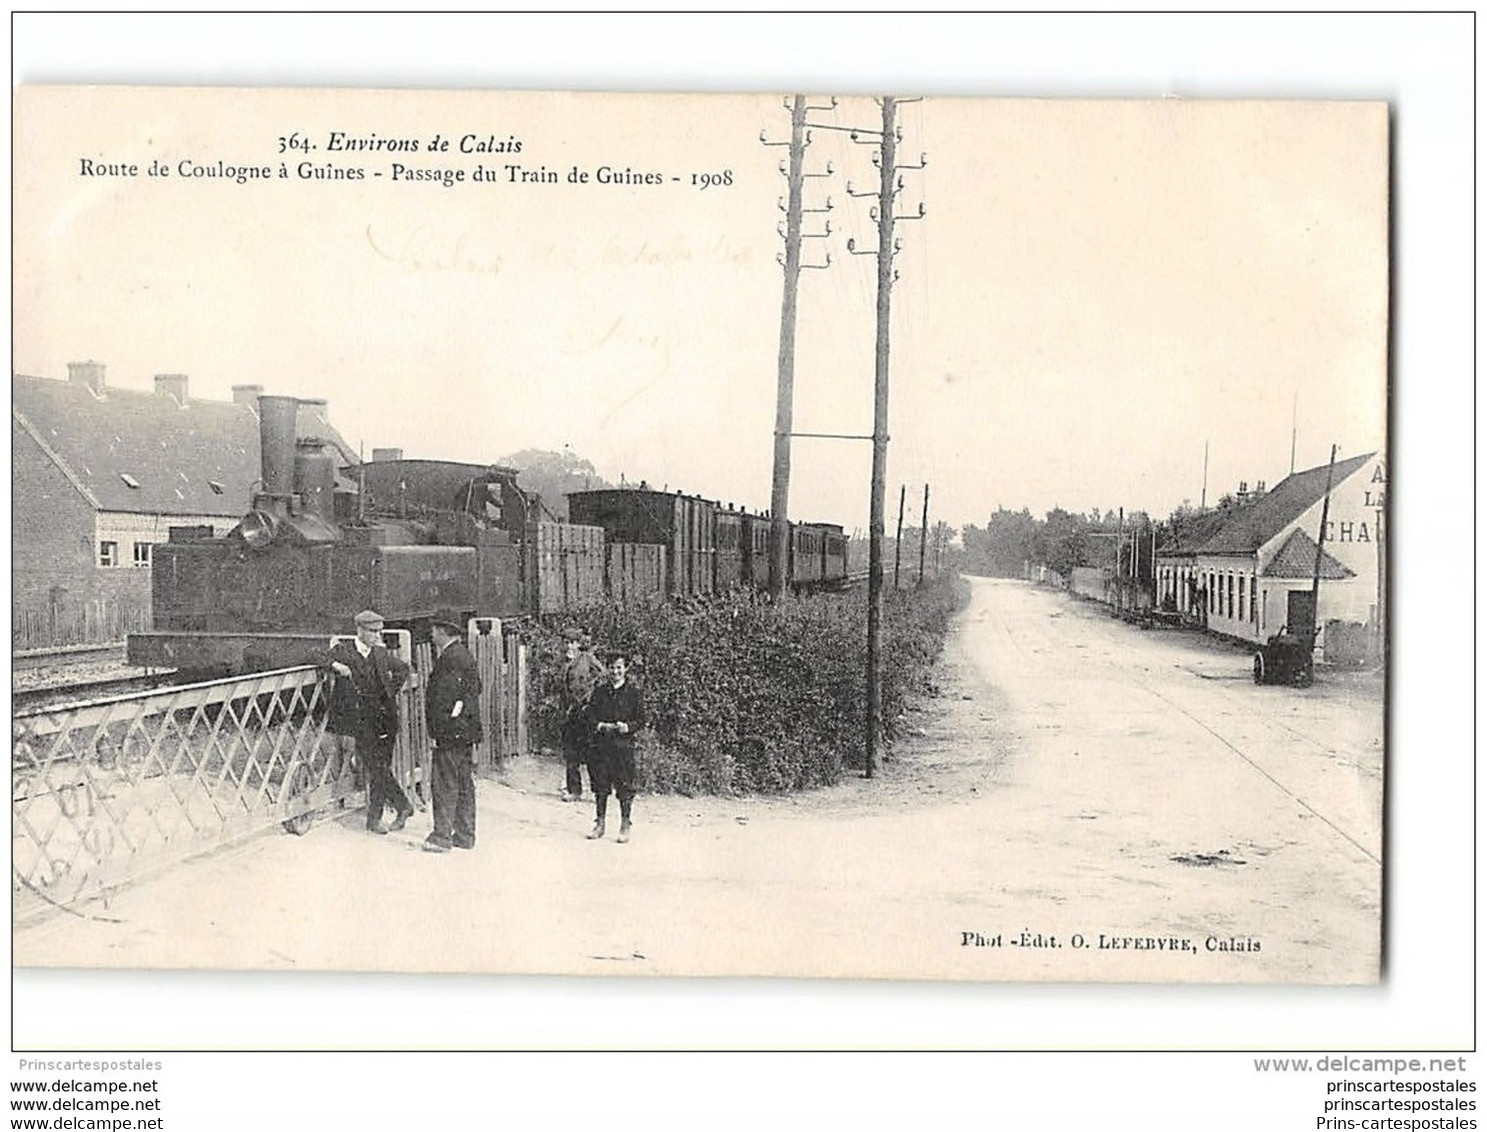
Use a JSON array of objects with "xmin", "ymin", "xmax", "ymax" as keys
[
  {"xmin": 12, "ymin": 362, "xmax": 355, "ymax": 648},
  {"xmin": 1155, "ymin": 451, "xmax": 1385, "ymax": 650}
]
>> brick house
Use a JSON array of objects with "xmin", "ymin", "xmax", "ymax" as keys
[{"xmin": 12, "ymin": 362, "xmax": 354, "ymax": 648}]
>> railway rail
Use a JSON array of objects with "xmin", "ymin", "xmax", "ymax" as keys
[
  {"xmin": 13, "ymin": 672, "xmax": 177, "ymax": 713},
  {"xmin": 12, "ymin": 643, "xmax": 127, "ymax": 672}
]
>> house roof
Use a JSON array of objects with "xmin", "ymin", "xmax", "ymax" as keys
[
  {"xmin": 13, "ymin": 371, "xmax": 357, "ymax": 518},
  {"xmin": 1154, "ymin": 508, "xmax": 1232, "ymax": 558},
  {"xmin": 1192, "ymin": 451, "xmax": 1375, "ymax": 556},
  {"xmin": 1261, "ymin": 528, "xmax": 1355, "ymax": 579}
]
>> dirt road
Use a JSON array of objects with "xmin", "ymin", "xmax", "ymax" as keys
[{"xmin": 14, "ymin": 577, "xmax": 1382, "ymax": 983}]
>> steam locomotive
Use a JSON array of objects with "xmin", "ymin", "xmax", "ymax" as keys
[{"xmin": 127, "ymin": 395, "xmax": 848, "ymax": 677}]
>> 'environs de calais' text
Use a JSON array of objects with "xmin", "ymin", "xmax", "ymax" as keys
[{"xmin": 326, "ymin": 132, "xmax": 523, "ymax": 154}]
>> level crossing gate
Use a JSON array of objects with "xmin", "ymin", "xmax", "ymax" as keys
[{"xmin": 13, "ymin": 622, "xmax": 528, "ymax": 923}]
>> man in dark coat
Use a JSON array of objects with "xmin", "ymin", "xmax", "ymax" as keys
[
  {"xmin": 423, "ymin": 612, "xmax": 484, "ymax": 853},
  {"xmin": 586, "ymin": 650, "xmax": 645, "ymax": 843},
  {"xmin": 327, "ymin": 610, "xmax": 413, "ymax": 835},
  {"xmin": 559, "ymin": 629, "xmax": 607, "ymax": 802}
]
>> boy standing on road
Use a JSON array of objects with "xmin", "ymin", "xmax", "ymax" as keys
[{"xmin": 586, "ymin": 651, "xmax": 645, "ymax": 844}]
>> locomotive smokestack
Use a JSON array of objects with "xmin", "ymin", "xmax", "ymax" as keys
[{"xmin": 257, "ymin": 394, "xmax": 299, "ymax": 508}]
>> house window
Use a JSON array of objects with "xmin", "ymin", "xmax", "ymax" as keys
[
  {"xmin": 1227, "ymin": 573, "xmax": 1235, "ymax": 619},
  {"xmin": 1252, "ymin": 575, "xmax": 1259, "ymax": 624},
  {"xmin": 1238, "ymin": 575, "xmax": 1246, "ymax": 622},
  {"xmin": 98, "ymin": 540, "xmax": 119, "ymax": 568},
  {"xmin": 132, "ymin": 542, "xmax": 153, "ymax": 568}
]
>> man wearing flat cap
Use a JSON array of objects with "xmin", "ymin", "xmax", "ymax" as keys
[
  {"xmin": 423, "ymin": 612, "xmax": 483, "ymax": 853},
  {"xmin": 327, "ymin": 610, "xmax": 413, "ymax": 835},
  {"xmin": 559, "ymin": 628, "xmax": 606, "ymax": 802}
]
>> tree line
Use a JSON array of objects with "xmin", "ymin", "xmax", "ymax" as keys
[
  {"xmin": 960, "ymin": 506, "xmax": 1161, "ymax": 580},
  {"xmin": 961, "ymin": 497, "xmax": 1258, "ymax": 582}
]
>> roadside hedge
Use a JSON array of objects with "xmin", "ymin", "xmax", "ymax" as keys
[{"xmin": 525, "ymin": 574, "xmax": 969, "ymax": 795}]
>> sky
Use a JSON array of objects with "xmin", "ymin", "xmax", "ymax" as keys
[{"xmin": 14, "ymin": 18, "xmax": 1392, "ymax": 540}]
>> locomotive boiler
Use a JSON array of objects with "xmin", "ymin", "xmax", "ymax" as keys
[{"xmin": 127, "ymin": 395, "xmax": 538, "ymax": 676}]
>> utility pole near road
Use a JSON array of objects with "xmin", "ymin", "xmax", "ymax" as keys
[
  {"xmin": 918, "ymin": 483, "xmax": 929, "ymax": 587},
  {"xmin": 767, "ymin": 95, "xmax": 806, "ymax": 599},
  {"xmin": 894, "ymin": 484, "xmax": 906, "ymax": 590},
  {"xmin": 863, "ymin": 96, "xmax": 898, "ymax": 779},
  {"xmin": 1309, "ymin": 444, "xmax": 1339, "ymax": 639},
  {"xmin": 844, "ymin": 96, "xmax": 925, "ymax": 777},
  {"xmin": 770, "ymin": 94, "xmax": 924, "ymax": 778},
  {"xmin": 763, "ymin": 96, "xmax": 834, "ymax": 598}
]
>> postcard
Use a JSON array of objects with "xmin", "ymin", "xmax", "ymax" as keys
[{"xmin": 12, "ymin": 87, "xmax": 1386, "ymax": 984}]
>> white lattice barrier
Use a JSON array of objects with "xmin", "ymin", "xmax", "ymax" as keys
[{"xmin": 13, "ymin": 666, "xmax": 358, "ymax": 923}]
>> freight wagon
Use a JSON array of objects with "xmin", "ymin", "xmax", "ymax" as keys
[
  {"xmin": 567, "ymin": 488, "xmax": 848, "ymax": 597},
  {"xmin": 566, "ymin": 487, "xmax": 718, "ymax": 599}
]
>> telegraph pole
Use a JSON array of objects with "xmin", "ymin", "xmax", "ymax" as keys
[
  {"xmin": 763, "ymin": 97, "xmax": 834, "ymax": 597},
  {"xmin": 800, "ymin": 95, "xmax": 924, "ymax": 777},
  {"xmin": 862, "ymin": 96, "xmax": 897, "ymax": 779},
  {"xmin": 864, "ymin": 96, "xmax": 899, "ymax": 778},
  {"xmin": 767, "ymin": 96, "xmax": 806, "ymax": 598},
  {"xmin": 1290, "ymin": 393, "xmax": 1298, "ymax": 475},
  {"xmin": 1308, "ymin": 444, "xmax": 1338, "ymax": 639},
  {"xmin": 1151, "ymin": 520, "xmax": 1158, "ymax": 607},
  {"xmin": 893, "ymin": 484, "xmax": 905, "ymax": 590},
  {"xmin": 845, "ymin": 96, "xmax": 925, "ymax": 777},
  {"xmin": 918, "ymin": 483, "xmax": 929, "ymax": 587}
]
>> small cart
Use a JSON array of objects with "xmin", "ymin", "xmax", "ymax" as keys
[{"xmin": 1253, "ymin": 627, "xmax": 1315, "ymax": 688}]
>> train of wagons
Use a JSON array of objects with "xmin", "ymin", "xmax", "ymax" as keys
[{"xmin": 127, "ymin": 394, "xmax": 848, "ymax": 676}]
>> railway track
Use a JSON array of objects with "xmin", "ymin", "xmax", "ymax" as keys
[
  {"xmin": 13, "ymin": 672, "xmax": 177, "ymax": 714},
  {"xmin": 12, "ymin": 642, "xmax": 127, "ymax": 672}
]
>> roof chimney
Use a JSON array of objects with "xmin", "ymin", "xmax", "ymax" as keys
[
  {"xmin": 372, "ymin": 447, "xmax": 403, "ymax": 462},
  {"xmin": 67, "ymin": 361, "xmax": 105, "ymax": 396},
  {"xmin": 154, "ymin": 373, "xmax": 189, "ymax": 405},
  {"xmin": 232, "ymin": 383, "xmax": 264, "ymax": 407}
]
